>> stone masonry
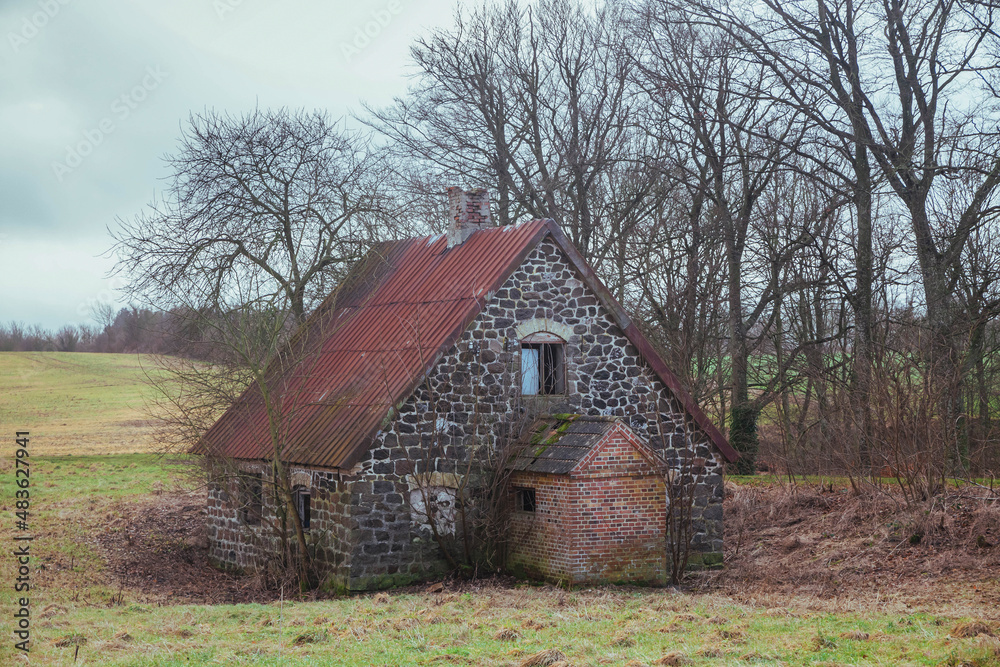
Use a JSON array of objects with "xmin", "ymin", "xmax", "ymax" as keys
[{"xmin": 205, "ymin": 237, "xmax": 725, "ymax": 589}]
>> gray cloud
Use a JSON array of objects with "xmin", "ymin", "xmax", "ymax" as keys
[{"xmin": 0, "ymin": 0, "xmax": 456, "ymax": 328}]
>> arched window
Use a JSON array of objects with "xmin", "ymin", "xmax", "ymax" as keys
[
  {"xmin": 521, "ymin": 332, "xmax": 565, "ymax": 395},
  {"xmin": 292, "ymin": 485, "xmax": 311, "ymax": 530}
]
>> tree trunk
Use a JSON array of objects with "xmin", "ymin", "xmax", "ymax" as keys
[
  {"xmin": 851, "ymin": 143, "xmax": 875, "ymax": 475},
  {"xmin": 727, "ymin": 243, "xmax": 757, "ymax": 474}
]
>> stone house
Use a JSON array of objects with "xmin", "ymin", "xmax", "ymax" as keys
[{"xmin": 197, "ymin": 187, "xmax": 737, "ymax": 591}]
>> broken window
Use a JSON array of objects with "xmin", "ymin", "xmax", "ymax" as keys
[
  {"xmin": 521, "ymin": 333, "xmax": 565, "ymax": 395},
  {"xmin": 238, "ymin": 472, "xmax": 263, "ymax": 526},
  {"xmin": 515, "ymin": 487, "xmax": 537, "ymax": 513},
  {"xmin": 293, "ymin": 485, "xmax": 311, "ymax": 530}
]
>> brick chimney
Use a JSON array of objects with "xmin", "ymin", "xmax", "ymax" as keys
[{"xmin": 447, "ymin": 187, "xmax": 491, "ymax": 247}]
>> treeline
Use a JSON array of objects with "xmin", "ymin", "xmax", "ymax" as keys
[
  {"xmin": 106, "ymin": 0, "xmax": 1000, "ymax": 483},
  {"xmin": 361, "ymin": 0, "xmax": 1000, "ymax": 483},
  {"xmin": 0, "ymin": 307, "xmax": 222, "ymax": 356}
]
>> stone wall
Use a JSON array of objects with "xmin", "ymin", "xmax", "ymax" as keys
[
  {"xmin": 347, "ymin": 239, "xmax": 724, "ymax": 587},
  {"xmin": 206, "ymin": 236, "xmax": 725, "ymax": 588},
  {"xmin": 204, "ymin": 462, "xmax": 355, "ymax": 591}
]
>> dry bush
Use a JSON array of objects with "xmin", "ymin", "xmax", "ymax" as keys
[
  {"xmin": 711, "ymin": 478, "xmax": 1000, "ymax": 611},
  {"xmin": 967, "ymin": 504, "xmax": 1000, "ymax": 547},
  {"xmin": 517, "ymin": 649, "xmax": 568, "ymax": 667},
  {"xmin": 953, "ymin": 621, "xmax": 996, "ymax": 638}
]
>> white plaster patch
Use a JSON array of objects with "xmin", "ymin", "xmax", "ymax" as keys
[{"xmin": 514, "ymin": 317, "xmax": 574, "ymax": 342}]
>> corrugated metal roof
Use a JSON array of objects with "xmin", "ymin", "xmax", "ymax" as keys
[
  {"xmin": 195, "ymin": 218, "xmax": 737, "ymax": 469},
  {"xmin": 196, "ymin": 220, "xmax": 553, "ymax": 470}
]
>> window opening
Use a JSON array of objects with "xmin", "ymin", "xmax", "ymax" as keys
[
  {"xmin": 520, "ymin": 333, "xmax": 565, "ymax": 395},
  {"xmin": 293, "ymin": 485, "xmax": 311, "ymax": 530},
  {"xmin": 239, "ymin": 472, "xmax": 263, "ymax": 525},
  {"xmin": 515, "ymin": 487, "xmax": 537, "ymax": 513}
]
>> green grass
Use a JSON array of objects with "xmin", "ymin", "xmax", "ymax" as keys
[
  {"xmin": 0, "ymin": 453, "xmax": 995, "ymax": 665},
  {"xmin": 0, "ymin": 452, "xmax": 189, "ymax": 665},
  {"xmin": 14, "ymin": 571, "xmax": 1000, "ymax": 665},
  {"xmin": 0, "ymin": 352, "xmax": 164, "ymax": 455},
  {"xmin": 1, "ymin": 353, "xmax": 998, "ymax": 665}
]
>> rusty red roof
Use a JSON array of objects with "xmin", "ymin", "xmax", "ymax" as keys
[{"xmin": 195, "ymin": 219, "xmax": 737, "ymax": 468}]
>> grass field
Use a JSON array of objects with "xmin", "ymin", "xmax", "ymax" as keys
[
  {"xmin": 0, "ymin": 352, "xmax": 163, "ymax": 455},
  {"xmin": 17, "ymin": 577, "xmax": 1000, "ymax": 666},
  {"xmin": 3, "ymin": 446, "xmax": 998, "ymax": 667},
  {"xmin": 1, "ymin": 352, "xmax": 999, "ymax": 665}
]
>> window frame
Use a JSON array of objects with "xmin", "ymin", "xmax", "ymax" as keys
[
  {"xmin": 514, "ymin": 487, "xmax": 537, "ymax": 513},
  {"xmin": 238, "ymin": 472, "xmax": 263, "ymax": 526},
  {"xmin": 520, "ymin": 332, "xmax": 566, "ymax": 396}
]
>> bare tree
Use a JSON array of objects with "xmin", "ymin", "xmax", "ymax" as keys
[
  {"xmin": 365, "ymin": 0, "xmax": 663, "ymax": 288},
  {"xmin": 110, "ymin": 108, "xmax": 397, "ymax": 323},
  {"xmin": 110, "ymin": 107, "xmax": 402, "ymax": 591},
  {"xmin": 151, "ymin": 275, "xmax": 350, "ymax": 591},
  {"xmin": 674, "ymin": 0, "xmax": 1000, "ymax": 472},
  {"xmin": 631, "ymin": 8, "xmax": 817, "ymax": 472}
]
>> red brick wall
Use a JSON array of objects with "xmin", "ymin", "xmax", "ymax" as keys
[
  {"xmin": 507, "ymin": 471, "xmax": 576, "ymax": 581},
  {"xmin": 507, "ymin": 423, "xmax": 667, "ymax": 584}
]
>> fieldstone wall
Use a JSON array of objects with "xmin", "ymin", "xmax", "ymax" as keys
[
  {"xmin": 206, "ymin": 237, "xmax": 725, "ymax": 588},
  {"xmin": 346, "ymin": 239, "xmax": 724, "ymax": 588},
  {"xmin": 204, "ymin": 462, "xmax": 355, "ymax": 591}
]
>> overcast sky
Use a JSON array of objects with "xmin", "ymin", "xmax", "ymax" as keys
[{"xmin": 0, "ymin": 0, "xmax": 457, "ymax": 330}]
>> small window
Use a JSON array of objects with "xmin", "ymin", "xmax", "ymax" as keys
[
  {"xmin": 515, "ymin": 487, "xmax": 537, "ymax": 513},
  {"xmin": 239, "ymin": 472, "xmax": 263, "ymax": 526},
  {"xmin": 293, "ymin": 485, "xmax": 311, "ymax": 530},
  {"xmin": 521, "ymin": 333, "xmax": 565, "ymax": 395}
]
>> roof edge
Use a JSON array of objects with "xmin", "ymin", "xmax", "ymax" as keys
[
  {"xmin": 335, "ymin": 220, "xmax": 555, "ymax": 470},
  {"xmin": 537, "ymin": 219, "xmax": 738, "ymax": 463}
]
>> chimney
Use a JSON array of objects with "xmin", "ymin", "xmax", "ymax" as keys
[{"xmin": 447, "ymin": 187, "xmax": 491, "ymax": 247}]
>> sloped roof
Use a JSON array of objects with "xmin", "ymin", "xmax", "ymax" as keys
[
  {"xmin": 196, "ymin": 219, "xmax": 737, "ymax": 469},
  {"xmin": 509, "ymin": 415, "xmax": 621, "ymax": 474}
]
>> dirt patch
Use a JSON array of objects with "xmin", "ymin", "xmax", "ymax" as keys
[
  {"xmin": 699, "ymin": 482, "xmax": 1000, "ymax": 617},
  {"xmin": 92, "ymin": 483, "xmax": 1000, "ymax": 613},
  {"xmin": 95, "ymin": 491, "xmax": 281, "ymax": 604}
]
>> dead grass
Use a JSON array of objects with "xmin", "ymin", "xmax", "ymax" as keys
[
  {"xmin": 707, "ymin": 481, "xmax": 1000, "ymax": 617},
  {"xmin": 953, "ymin": 621, "xmax": 996, "ymax": 638},
  {"xmin": 611, "ymin": 632, "xmax": 636, "ymax": 647},
  {"xmin": 517, "ymin": 648, "xmax": 568, "ymax": 666}
]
